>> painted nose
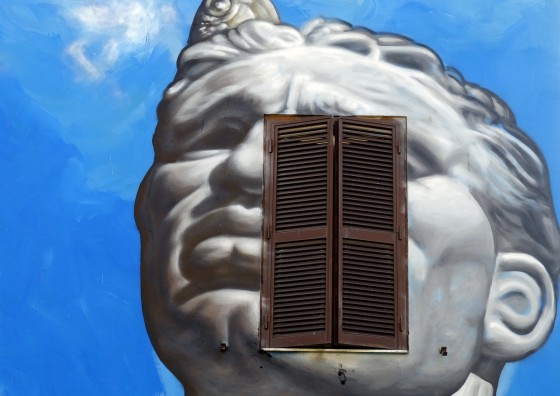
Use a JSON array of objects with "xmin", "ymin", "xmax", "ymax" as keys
[{"xmin": 208, "ymin": 122, "xmax": 264, "ymax": 200}]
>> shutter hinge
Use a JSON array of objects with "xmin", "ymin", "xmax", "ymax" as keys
[
  {"xmin": 395, "ymin": 139, "xmax": 401, "ymax": 154},
  {"xmin": 267, "ymin": 224, "xmax": 271, "ymax": 239},
  {"xmin": 264, "ymin": 314, "xmax": 269, "ymax": 329},
  {"xmin": 398, "ymin": 316, "xmax": 403, "ymax": 332},
  {"xmin": 397, "ymin": 226, "xmax": 403, "ymax": 240},
  {"xmin": 267, "ymin": 138, "xmax": 273, "ymax": 153}
]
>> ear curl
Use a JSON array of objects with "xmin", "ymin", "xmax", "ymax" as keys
[{"xmin": 483, "ymin": 253, "xmax": 556, "ymax": 361}]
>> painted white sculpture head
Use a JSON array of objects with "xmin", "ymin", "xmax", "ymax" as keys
[{"xmin": 136, "ymin": 2, "xmax": 560, "ymax": 394}]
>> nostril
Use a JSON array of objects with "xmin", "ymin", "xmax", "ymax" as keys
[
  {"xmin": 208, "ymin": 154, "xmax": 262, "ymax": 196},
  {"xmin": 208, "ymin": 160, "xmax": 234, "ymax": 191}
]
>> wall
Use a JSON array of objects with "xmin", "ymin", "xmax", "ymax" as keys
[{"xmin": 0, "ymin": 1, "xmax": 558, "ymax": 395}]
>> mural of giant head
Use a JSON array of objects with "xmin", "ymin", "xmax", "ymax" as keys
[{"xmin": 135, "ymin": 1, "xmax": 560, "ymax": 394}]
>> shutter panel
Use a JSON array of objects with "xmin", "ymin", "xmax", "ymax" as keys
[
  {"xmin": 261, "ymin": 115, "xmax": 334, "ymax": 348},
  {"xmin": 336, "ymin": 117, "xmax": 407, "ymax": 350}
]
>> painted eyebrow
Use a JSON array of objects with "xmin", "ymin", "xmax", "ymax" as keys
[{"xmin": 173, "ymin": 96, "xmax": 262, "ymax": 153}]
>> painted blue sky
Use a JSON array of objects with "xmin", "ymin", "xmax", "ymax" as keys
[{"xmin": 0, "ymin": 1, "xmax": 558, "ymax": 395}]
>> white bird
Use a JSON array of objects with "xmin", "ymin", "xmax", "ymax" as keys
[{"xmin": 188, "ymin": 0, "xmax": 280, "ymax": 46}]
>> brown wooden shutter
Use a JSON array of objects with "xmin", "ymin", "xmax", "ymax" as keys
[
  {"xmin": 261, "ymin": 115, "xmax": 334, "ymax": 348},
  {"xmin": 336, "ymin": 117, "xmax": 407, "ymax": 350}
]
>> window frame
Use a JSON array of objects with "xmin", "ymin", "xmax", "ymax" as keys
[{"xmin": 260, "ymin": 115, "xmax": 408, "ymax": 352}]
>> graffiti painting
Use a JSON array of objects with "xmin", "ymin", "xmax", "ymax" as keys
[{"xmin": 1, "ymin": 0, "xmax": 559, "ymax": 395}]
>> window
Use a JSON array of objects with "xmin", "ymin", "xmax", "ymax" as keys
[{"xmin": 260, "ymin": 115, "xmax": 408, "ymax": 351}]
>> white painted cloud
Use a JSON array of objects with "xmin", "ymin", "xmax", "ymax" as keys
[
  {"xmin": 64, "ymin": 0, "xmax": 183, "ymax": 80},
  {"xmin": 66, "ymin": 39, "xmax": 102, "ymax": 80}
]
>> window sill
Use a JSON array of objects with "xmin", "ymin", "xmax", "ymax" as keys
[{"xmin": 261, "ymin": 348, "xmax": 409, "ymax": 353}]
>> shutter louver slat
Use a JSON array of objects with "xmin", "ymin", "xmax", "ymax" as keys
[
  {"xmin": 277, "ymin": 184, "xmax": 327, "ymax": 195},
  {"xmin": 342, "ymin": 240, "xmax": 395, "ymax": 338},
  {"xmin": 342, "ymin": 125, "xmax": 394, "ymax": 231}
]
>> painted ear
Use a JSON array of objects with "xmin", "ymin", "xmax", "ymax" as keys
[
  {"xmin": 188, "ymin": 0, "xmax": 280, "ymax": 46},
  {"xmin": 482, "ymin": 253, "xmax": 556, "ymax": 361}
]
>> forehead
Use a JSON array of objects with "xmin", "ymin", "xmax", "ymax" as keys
[{"xmin": 183, "ymin": 68, "xmax": 478, "ymax": 179}]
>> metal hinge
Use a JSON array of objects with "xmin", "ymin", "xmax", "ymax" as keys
[
  {"xmin": 267, "ymin": 224, "xmax": 271, "ymax": 239},
  {"xmin": 398, "ymin": 316, "xmax": 403, "ymax": 332},
  {"xmin": 264, "ymin": 314, "xmax": 269, "ymax": 329},
  {"xmin": 395, "ymin": 138, "xmax": 401, "ymax": 154},
  {"xmin": 268, "ymin": 138, "xmax": 273, "ymax": 153},
  {"xmin": 397, "ymin": 226, "xmax": 403, "ymax": 240}
]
